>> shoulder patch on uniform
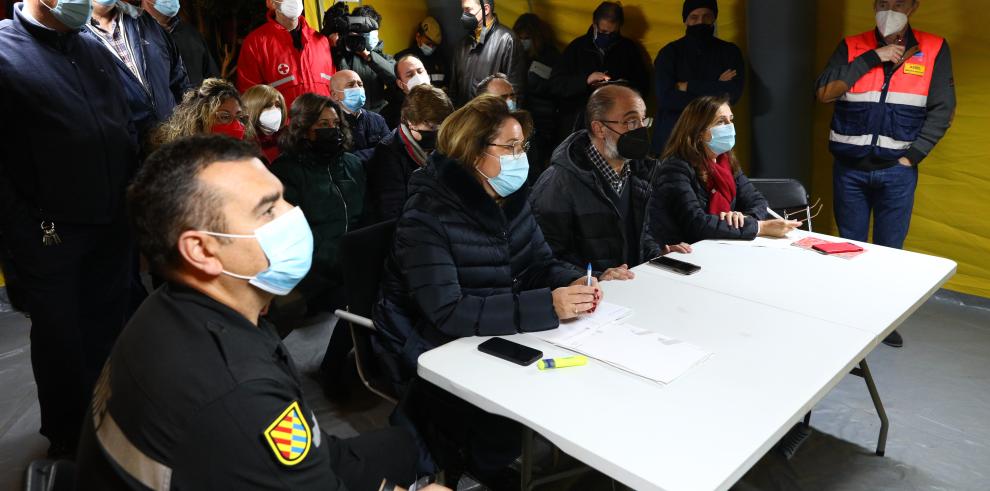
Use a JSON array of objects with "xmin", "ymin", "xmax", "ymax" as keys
[{"xmin": 263, "ymin": 401, "xmax": 312, "ymax": 466}]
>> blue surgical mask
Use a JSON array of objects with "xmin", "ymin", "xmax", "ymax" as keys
[
  {"xmin": 153, "ymin": 0, "xmax": 180, "ymax": 18},
  {"xmin": 419, "ymin": 43, "xmax": 435, "ymax": 56},
  {"xmin": 363, "ymin": 30, "xmax": 380, "ymax": 50},
  {"xmin": 341, "ymin": 87, "xmax": 366, "ymax": 112},
  {"xmin": 506, "ymin": 99, "xmax": 518, "ymax": 111},
  {"xmin": 478, "ymin": 153, "xmax": 529, "ymax": 197},
  {"xmin": 520, "ymin": 38, "xmax": 533, "ymax": 51},
  {"xmin": 94, "ymin": 0, "xmax": 117, "ymax": 6},
  {"xmin": 706, "ymin": 123, "xmax": 736, "ymax": 156},
  {"xmin": 202, "ymin": 207, "xmax": 314, "ymax": 296},
  {"xmin": 43, "ymin": 0, "xmax": 93, "ymax": 30}
]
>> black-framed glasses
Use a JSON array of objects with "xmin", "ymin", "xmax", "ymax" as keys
[
  {"xmin": 488, "ymin": 141, "xmax": 531, "ymax": 158},
  {"xmin": 599, "ymin": 117, "xmax": 654, "ymax": 132}
]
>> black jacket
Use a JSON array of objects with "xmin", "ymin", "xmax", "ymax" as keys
[
  {"xmin": 449, "ymin": 19, "xmax": 527, "ymax": 107},
  {"xmin": 372, "ymin": 152, "xmax": 583, "ymax": 389},
  {"xmin": 0, "ymin": 5, "xmax": 137, "ymax": 226},
  {"xmin": 168, "ymin": 18, "xmax": 220, "ymax": 87},
  {"xmin": 364, "ymin": 128, "xmax": 420, "ymax": 224},
  {"xmin": 652, "ymin": 35, "xmax": 744, "ymax": 155},
  {"xmin": 646, "ymin": 156, "xmax": 769, "ymax": 251},
  {"xmin": 550, "ymin": 28, "xmax": 650, "ymax": 134},
  {"xmin": 344, "ymin": 109, "xmax": 390, "ymax": 163},
  {"xmin": 75, "ymin": 283, "xmax": 371, "ymax": 490},
  {"xmin": 333, "ymin": 43, "xmax": 397, "ymax": 115},
  {"xmin": 531, "ymin": 131, "xmax": 656, "ymax": 275}
]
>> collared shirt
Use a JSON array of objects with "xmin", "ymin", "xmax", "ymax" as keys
[
  {"xmin": 586, "ymin": 142, "xmax": 630, "ymax": 195},
  {"xmin": 17, "ymin": 3, "xmax": 53, "ymax": 31},
  {"xmin": 87, "ymin": 9, "xmax": 143, "ymax": 84}
]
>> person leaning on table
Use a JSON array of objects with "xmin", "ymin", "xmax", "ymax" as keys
[
  {"xmin": 645, "ymin": 95, "xmax": 801, "ymax": 252},
  {"xmin": 372, "ymin": 95, "xmax": 600, "ymax": 484}
]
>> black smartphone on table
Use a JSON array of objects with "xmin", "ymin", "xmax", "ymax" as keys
[
  {"xmin": 649, "ymin": 256, "xmax": 701, "ymax": 275},
  {"xmin": 477, "ymin": 337, "xmax": 543, "ymax": 366}
]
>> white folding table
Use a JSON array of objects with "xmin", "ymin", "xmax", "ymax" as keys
[{"xmin": 416, "ymin": 233, "xmax": 956, "ymax": 491}]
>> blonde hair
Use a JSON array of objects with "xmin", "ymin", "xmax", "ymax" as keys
[
  {"xmin": 241, "ymin": 84, "xmax": 287, "ymax": 131},
  {"xmin": 438, "ymin": 94, "xmax": 532, "ymax": 170},
  {"xmin": 152, "ymin": 78, "xmax": 255, "ymax": 149}
]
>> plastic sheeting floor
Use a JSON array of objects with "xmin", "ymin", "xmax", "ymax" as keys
[{"xmin": 1, "ymin": 290, "xmax": 988, "ymax": 490}]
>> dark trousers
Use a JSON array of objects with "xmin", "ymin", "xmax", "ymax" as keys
[
  {"xmin": 833, "ymin": 161, "xmax": 919, "ymax": 249},
  {"xmin": 328, "ymin": 427, "xmax": 419, "ymax": 490},
  {"xmin": 3, "ymin": 216, "xmax": 131, "ymax": 447},
  {"xmin": 395, "ymin": 377, "xmax": 522, "ymax": 480}
]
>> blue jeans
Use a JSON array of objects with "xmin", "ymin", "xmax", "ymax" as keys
[{"xmin": 833, "ymin": 161, "xmax": 918, "ymax": 249}]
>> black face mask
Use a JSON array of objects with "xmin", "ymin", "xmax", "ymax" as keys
[
  {"xmin": 686, "ymin": 23, "xmax": 715, "ymax": 42},
  {"xmin": 604, "ymin": 125, "xmax": 651, "ymax": 161},
  {"xmin": 460, "ymin": 11, "xmax": 480, "ymax": 33},
  {"xmin": 416, "ymin": 129, "xmax": 438, "ymax": 152},
  {"xmin": 312, "ymin": 127, "xmax": 344, "ymax": 158}
]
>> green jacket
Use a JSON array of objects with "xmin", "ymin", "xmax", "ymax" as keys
[{"xmin": 270, "ymin": 150, "xmax": 366, "ymax": 302}]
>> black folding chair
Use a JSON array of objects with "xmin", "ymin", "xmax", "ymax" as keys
[
  {"xmin": 333, "ymin": 219, "xmax": 399, "ymax": 404},
  {"xmin": 749, "ymin": 178, "xmax": 815, "ymax": 232},
  {"xmin": 24, "ymin": 459, "xmax": 75, "ymax": 491}
]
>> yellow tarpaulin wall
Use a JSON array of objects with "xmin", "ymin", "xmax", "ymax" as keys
[{"xmin": 303, "ymin": 0, "xmax": 989, "ymax": 298}]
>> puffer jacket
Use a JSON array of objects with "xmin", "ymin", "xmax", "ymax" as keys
[
  {"xmin": 645, "ymin": 156, "xmax": 769, "ymax": 251},
  {"xmin": 270, "ymin": 149, "xmax": 365, "ymax": 304},
  {"xmin": 372, "ymin": 152, "xmax": 583, "ymax": 390},
  {"xmin": 448, "ymin": 18, "xmax": 527, "ymax": 107},
  {"xmin": 531, "ymin": 131, "xmax": 656, "ymax": 275}
]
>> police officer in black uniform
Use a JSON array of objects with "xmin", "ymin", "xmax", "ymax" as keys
[{"xmin": 75, "ymin": 136, "xmax": 450, "ymax": 491}]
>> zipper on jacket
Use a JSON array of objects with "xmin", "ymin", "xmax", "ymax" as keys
[
  {"xmin": 327, "ymin": 164, "xmax": 349, "ymax": 234},
  {"xmin": 871, "ymin": 61, "xmax": 897, "ymax": 151}
]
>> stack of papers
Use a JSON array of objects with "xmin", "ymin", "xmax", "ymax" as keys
[{"xmin": 531, "ymin": 302, "xmax": 712, "ymax": 384}]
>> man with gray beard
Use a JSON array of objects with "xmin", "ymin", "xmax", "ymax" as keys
[{"xmin": 530, "ymin": 84, "xmax": 691, "ymax": 283}]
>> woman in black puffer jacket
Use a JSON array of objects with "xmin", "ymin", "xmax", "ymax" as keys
[{"xmin": 372, "ymin": 95, "xmax": 597, "ymax": 482}]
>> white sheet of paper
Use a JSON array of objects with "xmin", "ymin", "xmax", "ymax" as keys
[{"xmin": 530, "ymin": 303, "xmax": 711, "ymax": 384}]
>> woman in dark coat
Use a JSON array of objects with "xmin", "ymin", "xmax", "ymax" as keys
[
  {"xmin": 373, "ymin": 95, "xmax": 599, "ymax": 482},
  {"xmin": 646, "ymin": 95, "xmax": 801, "ymax": 254}
]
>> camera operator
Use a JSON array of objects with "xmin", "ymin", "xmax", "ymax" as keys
[{"xmin": 323, "ymin": 3, "xmax": 397, "ymax": 116}]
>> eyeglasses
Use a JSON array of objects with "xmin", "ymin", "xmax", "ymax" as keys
[
  {"xmin": 599, "ymin": 117, "xmax": 654, "ymax": 132},
  {"xmin": 215, "ymin": 111, "xmax": 248, "ymax": 125},
  {"xmin": 488, "ymin": 141, "xmax": 531, "ymax": 158},
  {"xmin": 782, "ymin": 197, "xmax": 824, "ymax": 222}
]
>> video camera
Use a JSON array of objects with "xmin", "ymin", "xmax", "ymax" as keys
[{"xmin": 324, "ymin": 14, "xmax": 380, "ymax": 52}]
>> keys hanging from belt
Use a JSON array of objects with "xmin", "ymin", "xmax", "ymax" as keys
[{"xmin": 41, "ymin": 221, "xmax": 61, "ymax": 247}]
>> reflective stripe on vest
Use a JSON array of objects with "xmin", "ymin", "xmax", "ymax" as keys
[
  {"xmin": 829, "ymin": 29, "xmax": 943, "ymax": 161},
  {"xmin": 270, "ymin": 75, "xmax": 297, "ymax": 88}
]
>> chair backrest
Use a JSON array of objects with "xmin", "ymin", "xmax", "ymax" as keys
[
  {"xmin": 337, "ymin": 219, "xmax": 398, "ymax": 403},
  {"xmin": 749, "ymin": 178, "xmax": 814, "ymax": 231},
  {"xmin": 338, "ymin": 219, "xmax": 398, "ymax": 317}
]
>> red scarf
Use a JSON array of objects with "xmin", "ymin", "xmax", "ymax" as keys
[{"xmin": 705, "ymin": 153, "xmax": 736, "ymax": 215}]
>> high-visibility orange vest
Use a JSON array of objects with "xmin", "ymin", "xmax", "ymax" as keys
[{"xmin": 829, "ymin": 29, "xmax": 943, "ymax": 161}]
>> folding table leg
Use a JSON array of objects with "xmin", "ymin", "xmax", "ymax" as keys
[
  {"xmin": 521, "ymin": 427, "xmax": 535, "ymax": 491},
  {"xmin": 852, "ymin": 359, "xmax": 889, "ymax": 456}
]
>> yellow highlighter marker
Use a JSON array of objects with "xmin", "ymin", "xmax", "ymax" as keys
[{"xmin": 537, "ymin": 355, "xmax": 588, "ymax": 370}]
